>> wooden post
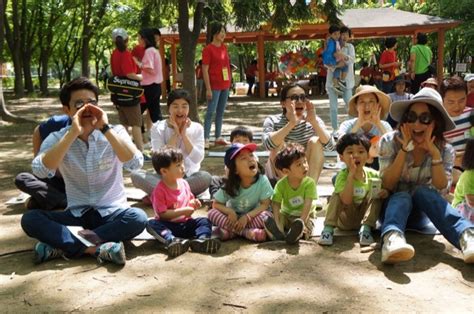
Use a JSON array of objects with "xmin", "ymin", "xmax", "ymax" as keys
[
  {"xmin": 171, "ymin": 41, "xmax": 178, "ymax": 89},
  {"xmin": 437, "ymin": 29, "xmax": 445, "ymax": 83},
  {"xmin": 257, "ymin": 34, "xmax": 265, "ymax": 98},
  {"xmin": 159, "ymin": 37, "xmax": 167, "ymax": 99}
]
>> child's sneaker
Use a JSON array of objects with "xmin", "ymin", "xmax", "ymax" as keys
[
  {"xmin": 212, "ymin": 227, "xmax": 236, "ymax": 241},
  {"xmin": 332, "ymin": 85, "xmax": 343, "ymax": 94},
  {"xmin": 338, "ymin": 79, "xmax": 347, "ymax": 89},
  {"xmin": 318, "ymin": 230, "xmax": 334, "ymax": 246},
  {"xmin": 96, "ymin": 242, "xmax": 126, "ymax": 265},
  {"xmin": 243, "ymin": 228, "xmax": 267, "ymax": 242},
  {"xmin": 34, "ymin": 242, "xmax": 64, "ymax": 264},
  {"xmin": 460, "ymin": 228, "xmax": 474, "ymax": 264},
  {"xmin": 264, "ymin": 216, "xmax": 285, "ymax": 241},
  {"xmin": 190, "ymin": 238, "xmax": 221, "ymax": 254},
  {"xmin": 166, "ymin": 238, "xmax": 190, "ymax": 258},
  {"xmin": 381, "ymin": 231, "xmax": 415, "ymax": 264},
  {"xmin": 285, "ymin": 219, "xmax": 304, "ymax": 244},
  {"xmin": 359, "ymin": 229, "xmax": 375, "ymax": 246}
]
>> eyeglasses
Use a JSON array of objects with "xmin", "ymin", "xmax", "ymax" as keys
[
  {"xmin": 286, "ymin": 94, "xmax": 306, "ymax": 102},
  {"xmin": 406, "ymin": 111, "xmax": 432, "ymax": 125},
  {"xmin": 72, "ymin": 99, "xmax": 98, "ymax": 109}
]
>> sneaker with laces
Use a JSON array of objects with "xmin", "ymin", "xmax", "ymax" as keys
[
  {"xmin": 338, "ymin": 80, "xmax": 347, "ymax": 89},
  {"xmin": 34, "ymin": 242, "xmax": 64, "ymax": 264},
  {"xmin": 96, "ymin": 242, "xmax": 126, "ymax": 265},
  {"xmin": 264, "ymin": 216, "xmax": 285, "ymax": 241},
  {"xmin": 166, "ymin": 238, "xmax": 190, "ymax": 258},
  {"xmin": 190, "ymin": 238, "xmax": 221, "ymax": 254},
  {"xmin": 286, "ymin": 219, "xmax": 304, "ymax": 244},
  {"xmin": 359, "ymin": 230, "xmax": 375, "ymax": 246},
  {"xmin": 332, "ymin": 85, "xmax": 343, "ymax": 94},
  {"xmin": 381, "ymin": 231, "xmax": 415, "ymax": 264},
  {"xmin": 460, "ymin": 228, "xmax": 474, "ymax": 264},
  {"xmin": 318, "ymin": 230, "xmax": 334, "ymax": 246}
]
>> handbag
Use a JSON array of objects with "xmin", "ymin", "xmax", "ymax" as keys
[{"xmin": 107, "ymin": 76, "xmax": 144, "ymax": 107}]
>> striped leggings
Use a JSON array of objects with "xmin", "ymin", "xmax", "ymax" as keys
[{"xmin": 208, "ymin": 208, "xmax": 272, "ymax": 229}]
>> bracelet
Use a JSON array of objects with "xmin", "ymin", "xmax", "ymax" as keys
[{"xmin": 100, "ymin": 124, "xmax": 111, "ymax": 134}]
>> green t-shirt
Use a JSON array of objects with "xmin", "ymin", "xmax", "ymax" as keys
[
  {"xmin": 410, "ymin": 44, "xmax": 432, "ymax": 74},
  {"xmin": 272, "ymin": 176, "xmax": 317, "ymax": 217},
  {"xmin": 214, "ymin": 174, "xmax": 274, "ymax": 215},
  {"xmin": 334, "ymin": 167, "xmax": 381, "ymax": 204},
  {"xmin": 452, "ymin": 170, "xmax": 474, "ymax": 207}
]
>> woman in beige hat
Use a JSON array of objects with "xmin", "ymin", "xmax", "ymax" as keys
[
  {"xmin": 378, "ymin": 87, "xmax": 474, "ymax": 265},
  {"xmin": 336, "ymin": 85, "xmax": 392, "ymax": 169}
]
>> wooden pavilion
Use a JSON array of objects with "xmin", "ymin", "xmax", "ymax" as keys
[{"xmin": 159, "ymin": 8, "xmax": 460, "ymax": 98}]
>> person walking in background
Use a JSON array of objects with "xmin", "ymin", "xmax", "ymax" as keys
[
  {"xmin": 110, "ymin": 28, "xmax": 145, "ymax": 154},
  {"xmin": 379, "ymin": 37, "xmax": 401, "ymax": 94},
  {"xmin": 202, "ymin": 22, "xmax": 231, "ymax": 149},
  {"xmin": 245, "ymin": 60, "xmax": 258, "ymax": 96},
  {"xmin": 409, "ymin": 32, "xmax": 433, "ymax": 94},
  {"xmin": 133, "ymin": 28, "xmax": 163, "ymax": 124},
  {"xmin": 195, "ymin": 60, "xmax": 204, "ymax": 103}
]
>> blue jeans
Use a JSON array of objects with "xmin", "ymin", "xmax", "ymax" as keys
[
  {"xmin": 204, "ymin": 89, "xmax": 229, "ymax": 140},
  {"xmin": 21, "ymin": 207, "xmax": 148, "ymax": 258},
  {"xmin": 147, "ymin": 217, "xmax": 212, "ymax": 241},
  {"xmin": 326, "ymin": 69, "xmax": 352, "ymax": 131},
  {"xmin": 381, "ymin": 186, "xmax": 474, "ymax": 249}
]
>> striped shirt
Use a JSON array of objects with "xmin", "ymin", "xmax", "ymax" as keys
[
  {"xmin": 443, "ymin": 107, "xmax": 474, "ymax": 154},
  {"xmin": 262, "ymin": 113, "xmax": 335, "ymax": 151},
  {"xmin": 388, "ymin": 92, "xmax": 413, "ymax": 103},
  {"xmin": 32, "ymin": 125, "xmax": 143, "ymax": 217}
]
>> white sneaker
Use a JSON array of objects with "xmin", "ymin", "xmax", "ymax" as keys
[
  {"xmin": 204, "ymin": 139, "xmax": 210, "ymax": 150},
  {"xmin": 381, "ymin": 231, "xmax": 415, "ymax": 264},
  {"xmin": 460, "ymin": 228, "xmax": 474, "ymax": 264}
]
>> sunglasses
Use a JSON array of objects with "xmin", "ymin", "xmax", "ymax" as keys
[
  {"xmin": 405, "ymin": 111, "xmax": 433, "ymax": 125},
  {"xmin": 72, "ymin": 99, "xmax": 98, "ymax": 110},
  {"xmin": 286, "ymin": 94, "xmax": 306, "ymax": 102}
]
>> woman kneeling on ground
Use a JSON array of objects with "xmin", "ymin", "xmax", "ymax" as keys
[{"xmin": 379, "ymin": 87, "xmax": 474, "ymax": 264}]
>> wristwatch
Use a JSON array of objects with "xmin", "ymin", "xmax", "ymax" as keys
[{"xmin": 100, "ymin": 123, "xmax": 111, "ymax": 134}]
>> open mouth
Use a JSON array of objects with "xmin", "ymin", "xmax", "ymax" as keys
[
  {"xmin": 175, "ymin": 114, "xmax": 186, "ymax": 119},
  {"xmin": 249, "ymin": 164, "xmax": 257, "ymax": 171},
  {"xmin": 364, "ymin": 110, "xmax": 371, "ymax": 115}
]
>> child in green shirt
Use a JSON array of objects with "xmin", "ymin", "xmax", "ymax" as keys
[
  {"xmin": 318, "ymin": 133, "xmax": 388, "ymax": 246},
  {"xmin": 265, "ymin": 143, "xmax": 317, "ymax": 244}
]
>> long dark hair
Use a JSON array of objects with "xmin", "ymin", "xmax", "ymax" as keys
[
  {"xmin": 139, "ymin": 28, "xmax": 156, "ymax": 49},
  {"xmin": 115, "ymin": 36, "xmax": 127, "ymax": 52},
  {"xmin": 399, "ymin": 103, "xmax": 446, "ymax": 149},
  {"xmin": 223, "ymin": 156, "xmax": 264, "ymax": 198}
]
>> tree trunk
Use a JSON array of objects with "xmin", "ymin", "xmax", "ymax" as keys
[
  {"xmin": 4, "ymin": 0, "xmax": 24, "ymax": 97},
  {"xmin": 23, "ymin": 53, "xmax": 34, "ymax": 93},
  {"xmin": 177, "ymin": 0, "xmax": 204, "ymax": 122}
]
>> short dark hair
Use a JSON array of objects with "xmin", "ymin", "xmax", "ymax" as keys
[
  {"xmin": 328, "ymin": 25, "xmax": 340, "ymax": 34},
  {"xmin": 230, "ymin": 126, "xmax": 253, "ymax": 142},
  {"xmin": 462, "ymin": 139, "xmax": 474, "ymax": 170},
  {"xmin": 280, "ymin": 82, "xmax": 305, "ymax": 102},
  {"xmin": 340, "ymin": 26, "xmax": 351, "ymax": 37},
  {"xmin": 209, "ymin": 22, "xmax": 225, "ymax": 39},
  {"xmin": 152, "ymin": 147, "xmax": 183, "ymax": 175},
  {"xmin": 275, "ymin": 143, "xmax": 306, "ymax": 171},
  {"xmin": 417, "ymin": 33, "xmax": 428, "ymax": 45},
  {"xmin": 114, "ymin": 36, "xmax": 127, "ymax": 52},
  {"xmin": 151, "ymin": 27, "xmax": 161, "ymax": 36},
  {"xmin": 362, "ymin": 61, "xmax": 368, "ymax": 67},
  {"xmin": 139, "ymin": 28, "xmax": 156, "ymax": 49},
  {"xmin": 167, "ymin": 89, "xmax": 191, "ymax": 107},
  {"xmin": 440, "ymin": 76, "xmax": 467, "ymax": 99},
  {"xmin": 385, "ymin": 37, "xmax": 397, "ymax": 49},
  {"xmin": 59, "ymin": 77, "xmax": 99, "ymax": 107},
  {"xmin": 336, "ymin": 133, "xmax": 371, "ymax": 155}
]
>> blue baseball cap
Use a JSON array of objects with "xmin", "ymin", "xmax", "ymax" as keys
[{"xmin": 224, "ymin": 143, "xmax": 257, "ymax": 167}]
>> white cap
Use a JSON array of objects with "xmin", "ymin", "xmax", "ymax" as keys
[
  {"xmin": 464, "ymin": 74, "xmax": 474, "ymax": 82},
  {"xmin": 112, "ymin": 28, "xmax": 128, "ymax": 41}
]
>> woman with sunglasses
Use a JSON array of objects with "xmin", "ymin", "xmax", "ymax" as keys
[
  {"xmin": 378, "ymin": 87, "xmax": 474, "ymax": 264},
  {"xmin": 263, "ymin": 83, "xmax": 334, "ymax": 187}
]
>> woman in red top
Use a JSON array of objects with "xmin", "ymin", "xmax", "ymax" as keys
[
  {"xmin": 202, "ymin": 22, "xmax": 232, "ymax": 148},
  {"xmin": 379, "ymin": 37, "xmax": 401, "ymax": 94},
  {"xmin": 110, "ymin": 28, "xmax": 144, "ymax": 152}
]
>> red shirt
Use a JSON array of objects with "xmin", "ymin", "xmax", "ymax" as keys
[
  {"xmin": 131, "ymin": 45, "xmax": 145, "ymax": 61},
  {"xmin": 467, "ymin": 92, "xmax": 474, "ymax": 108},
  {"xmin": 202, "ymin": 43, "xmax": 231, "ymax": 90},
  {"xmin": 379, "ymin": 50, "xmax": 398, "ymax": 80},
  {"xmin": 111, "ymin": 49, "xmax": 138, "ymax": 76},
  {"xmin": 360, "ymin": 67, "xmax": 372, "ymax": 81},
  {"xmin": 151, "ymin": 179, "xmax": 194, "ymax": 223},
  {"xmin": 195, "ymin": 64, "xmax": 203, "ymax": 79},
  {"xmin": 245, "ymin": 64, "xmax": 258, "ymax": 77}
]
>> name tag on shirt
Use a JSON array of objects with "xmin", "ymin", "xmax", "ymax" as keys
[
  {"xmin": 354, "ymin": 187, "xmax": 366, "ymax": 199},
  {"xmin": 289, "ymin": 196, "xmax": 304, "ymax": 207},
  {"xmin": 222, "ymin": 68, "xmax": 230, "ymax": 81},
  {"xmin": 98, "ymin": 158, "xmax": 113, "ymax": 171}
]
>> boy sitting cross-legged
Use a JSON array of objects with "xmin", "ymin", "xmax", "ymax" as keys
[
  {"xmin": 264, "ymin": 143, "xmax": 317, "ymax": 244},
  {"xmin": 146, "ymin": 147, "xmax": 220, "ymax": 258},
  {"xmin": 318, "ymin": 133, "xmax": 389, "ymax": 247}
]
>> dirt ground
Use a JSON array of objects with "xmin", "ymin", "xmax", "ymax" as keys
[{"xmin": 0, "ymin": 93, "xmax": 472, "ymax": 313}]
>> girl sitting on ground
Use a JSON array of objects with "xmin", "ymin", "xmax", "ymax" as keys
[{"xmin": 208, "ymin": 143, "xmax": 274, "ymax": 242}]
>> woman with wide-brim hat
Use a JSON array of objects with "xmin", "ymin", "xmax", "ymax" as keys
[
  {"xmin": 378, "ymin": 87, "xmax": 474, "ymax": 264},
  {"xmin": 336, "ymin": 85, "xmax": 392, "ymax": 169}
]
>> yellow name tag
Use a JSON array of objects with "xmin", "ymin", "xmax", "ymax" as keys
[{"xmin": 222, "ymin": 68, "xmax": 229, "ymax": 81}]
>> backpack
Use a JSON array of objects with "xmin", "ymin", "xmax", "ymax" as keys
[{"xmin": 107, "ymin": 76, "xmax": 144, "ymax": 107}]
